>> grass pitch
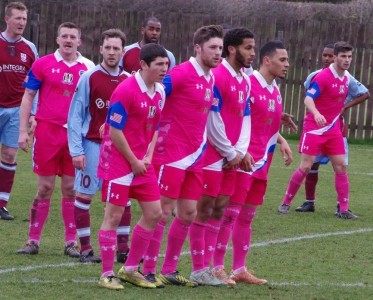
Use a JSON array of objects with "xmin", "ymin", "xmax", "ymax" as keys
[{"xmin": 1, "ymin": 140, "xmax": 372, "ymax": 299}]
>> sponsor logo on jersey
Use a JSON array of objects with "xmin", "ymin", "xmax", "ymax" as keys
[
  {"xmin": 332, "ymin": 83, "xmax": 338, "ymax": 88},
  {"xmin": 259, "ymin": 95, "xmax": 266, "ymax": 101},
  {"xmin": 95, "ymin": 98, "xmax": 108, "ymax": 109},
  {"xmin": 196, "ymin": 84, "xmax": 203, "ymax": 89},
  {"xmin": 52, "ymin": 68, "xmax": 60, "ymax": 73},
  {"xmin": 238, "ymin": 90, "xmax": 244, "ymax": 103},
  {"xmin": 20, "ymin": 53, "xmax": 27, "ymax": 62},
  {"xmin": 62, "ymin": 73, "xmax": 74, "ymax": 85},
  {"xmin": 140, "ymin": 102, "xmax": 148, "ymax": 108},
  {"xmin": 231, "ymin": 85, "xmax": 236, "ymax": 91},
  {"xmin": 148, "ymin": 106, "xmax": 156, "ymax": 118},
  {"xmin": 268, "ymin": 99, "xmax": 275, "ymax": 112},
  {"xmin": 0, "ymin": 64, "xmax": 26, "ymax": 73}
]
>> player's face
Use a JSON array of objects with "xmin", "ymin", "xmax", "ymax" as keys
[
  {"xmin": 334, "ymin": 50, "xmax": 353, "ymax": 71},
  {"xmin": 5, "ymin": 9, "xmax": 27, "ymax": 39},
  {"xmin": 142, "ymin": 21, "xmax": 161, "ymax": 44},
  {"xmin": 56, "ymin": 27, "xmax": 82, "ymax": 57},
  {"xmin": 267, "ymin": 49, "xmax": 289, "ymax": 79},
  {"xmin": 235, "ymin": 38, "xmax": 255, "ymax": 68},
  {"xmin": 321, "ymin": 48, "xmax": 334, "ymax": 68},
  {"xmin": 197, "ymin": 37, "xmax": 223, "ymax": 69},
  {"xmin": 144, "ymin": 56, "xmax": 169, "ymax": 83},
  {"xmin": 100, "ymin": 37, "xmax": 124, "ymax": 69}
]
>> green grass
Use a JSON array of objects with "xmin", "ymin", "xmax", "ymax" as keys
[{"xmin": 1, "ymin": 140, "xmax": 372, "ymax": 299}]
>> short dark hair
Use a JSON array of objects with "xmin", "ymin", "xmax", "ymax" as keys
[
  {"xmin": 324, "ymin": 43, "xmax": 334, "ymax": 49},
  {"xmin": 334, "ymin": 41, "xmax": 353, "ymax": 55},
  {"xmin": 5, "ymin": 2, "xmax": 27, "ymax": 17},
  {"xmin": 101, "ymin": 28, "xmax": 127, "ymax": 48},
  {"xmin": 193, "ymin": 25, "xmax": 224, "ymax": 47},
  {"xmin": 57, "ymin": 22, "xmax": 81, "ymax": 37},
  {"xmin": 142, "ymin": 16, "xmax": 161, "ymax": 28},
  {"xmin": 140, "ymin": 43, "xmax": 168, "ymax": 66},
  {"xmin": 223, "ymin": 27, "xmax": 254, "ymax": 58},
  {"xmin": 259, "ymin": 40, "xmax": 286, "ymax": 64}
]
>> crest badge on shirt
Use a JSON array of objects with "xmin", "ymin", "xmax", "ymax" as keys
[
  {"xmin": 204, "ymin": 88, "xmax": 211, "ymax": 101},
  {"xmin": 268, "ymin": 99, "xmax": 275, "ymax": 112},
  {"xmin": 238, "ymin": 91, "xmax": 244, "ymax": 103},
  {"xmin": 62, "ymin": 73, "xmax": 74, "ymax": 85},
  {"xmin": 339, "ymin": 85, "xmax": 345, "ymax": 94},
  {"xmin": 20, "ymin": 53, "xmax": 27, "ymax": 62},
  {"xmin": 148, "ymin": 106, "xmax": 156, "ymax": 118}
]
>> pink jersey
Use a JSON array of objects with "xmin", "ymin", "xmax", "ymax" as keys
[
  {"xmin": 24, "ymin": 50, "xmax": 94, "ymax": 125},
  {"xmin": 304, "ymin": 65, "xmax": 349, "ymax": 135},
  {"xmin": 0, "ymin": 34, "xmax": 38, "ymax": 108},
  {"xmin": 244, "ymin": 70, "xmax": 283, "ymax": 180},
  {"xmin": 97, "ymin": 72, "xmax": 165, "ymax": 182},
  {"xmin": 152, "ymin": 57, "xmax": 215, "ymax": 172},
  {"xmin": 204, "ymin": 59, "xmax": 251, "ymax": 169}
]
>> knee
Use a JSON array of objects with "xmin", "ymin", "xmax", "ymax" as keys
[
  {"xmin": 211, "ymin": 205, "xmax": 225, "ymax": 220},
  {"xmin": 37, "ymin": 182, "xmax": 54, "ymax": 198},
  {"xmin": 1, "ymin": 146, "xmax": 17, "ymax": 164},
  {"xmin": 178, "ymin": 208, "xmax": 197, "ymax": 225},
  {"xmin": 198, "ymin": 206, "xmax": 213, "ymax": 222}
]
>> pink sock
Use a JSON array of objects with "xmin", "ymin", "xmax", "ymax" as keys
[
  {"xmin": 98, "ymin": 229, "xmax": 117, "ymax": 277},
  {"xmin": 335, "ymin": 172, "xmax": 349, "ymax": 212},
  {"xmin": 117, "ymin": 202, "xmax": 131, "ymax": 253},
  {"xmin": 189, "ymin": 221, "xmax": 206, "ymax": 272},
  {"xmin": 213, "ymin": 204, "xmax": 241, "ymax": 268},
  {"xmin": 232, "ymin": 206, "xmax": 256, "ymax": 271},
  {"xmin": 74, "ymin": 197, "xmax": 92, "ymax": 253},
  {"xmin": 282, "ymin": 168, "xmax": 307, "ymax": 205},
  {"xmin": 204, "ymin": 218, "xmax": 221, "ymax": 268},
  {"xmin": 29, "ymin": 199, "xmax": 50, "ymax": 244},
  {"xmin": 161, "ymin": 217, "xmax": 191, "ymax": 275},
  {"xmin": 0, "ymin": 161, "xmax": 16, "ymax": 208},
  {"xmin": 125, "ymin": 224, "xmax": 154, "ymax": 271},
  {"xmin": 305, "ymin": 170, "xmax": 318, "ymax": 201},
  {"xmin": 62, "ymin": 198, "xmax": 77, "ymax": 244},
  {"xmin": 143, "ymin": 220, "xmax": 166, "ymax": 274}
]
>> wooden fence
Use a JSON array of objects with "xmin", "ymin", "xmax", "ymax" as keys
[{"xmin": 1, "ymin": 0, "xmax": 372, "ymax": 140}]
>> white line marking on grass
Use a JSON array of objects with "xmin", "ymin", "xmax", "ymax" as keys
[
  {"xmin": 176, "ymin": 227, "xmax": 373, "ymax": 257},
  {"xmin": 0, "ymin": 278, "xmax": 372, "ymax": 288},
  {"xmin": 1, "ymin": 228, "xmax": 372, "ymax": 275}
]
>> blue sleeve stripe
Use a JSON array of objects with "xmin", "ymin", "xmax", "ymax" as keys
[
  {"xmin": 244, "ymin": 97, "xmax": 251, "ymax": 116},
  {"xmin": 107, "ymin": 101, "xmax": 127, "ymax": 130},
  {"xmin": 162, "ymin": 75, "xmax": 172, "ymax": 96},
  {"xmin": 211, "ymin": 85, "xmax": 223, "ymax": 112},
  {"xmin": 23, "ymin": 70, "xmax": 42, "ymax": 90},
  {"xmin": 306, "ymin": 82, "xmax": 321, "ymax": 99}
]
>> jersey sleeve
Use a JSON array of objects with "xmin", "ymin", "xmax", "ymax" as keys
[
  {"xmin": 206, "ymin": 85, "xmax": 236, "ymax": 161},
  {"xmin": 345, "ymin": 74, "xmax": 369, "ymax": 104},
  {"xmin": 107, "ymin": 101, "xmax": 127, "ymax": 130},
  {"xmin": 67, "ymin": 72, "xmax": 91, "ymax": 157},
  {"xmin": 162, "ymin": 74, "xmax": 173, "ymax": 96},
  {"xmin": 304, "ymin": 70, "xmax": 320, "ymax": 89},
  {"xmin": 234, "ymin": 97, "xmax": 251, "ymax": 156},
  {"xmin": 166, "ymin": 50, "xmax": 176, "ymax": 71}
]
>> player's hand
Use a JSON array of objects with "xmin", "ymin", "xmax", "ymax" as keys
[
  {"xmin": 314, "ymin": 113, "xmax": 327, "ymax": 127},
  {"xmin": 130, "ymin": 159, "xmax": 147, "ymax": 176},
  {"xmin": 99, "ymin": 123, "xmax": 105, "ymax": 138},
  {"xmin": 281, "ymin": 112, "xmax": 298, "ymax": 132},
  {"xmin": 28, "ymin": 116, "xmax": 37, "ymax": 134},
  {"xmin": 240, "ymin": 152, "xmax": 254, "ymax": 172},
  {"xmin": 18, "ymin": 131, "xmax": 31, "ymax": 153},
  {"xmin": 142, "ymin": 155, "xmax": 152, "ymax": 168},
  {"xmin": 222, "ymin": 152, "xmax": 241, "ymax": 170},
  {"xmin": 72, "ymin": 155, "xmax": 86, "ymax": 170},
  {"xmin": 279, "ymin": 141, "xmax": 293, "ymax": 167}
]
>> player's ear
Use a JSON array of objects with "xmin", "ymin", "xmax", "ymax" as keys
[
  {"xmin": 227, "ymin": 45, "xmax": 236, "ymax": 56},
  {"xmin": 139, "ymin": 59, "xmax": 148, "ymax": 70}
]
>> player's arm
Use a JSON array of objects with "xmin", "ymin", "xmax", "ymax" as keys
[
  {"xmin": 277, "ymin": 134, "xmax": 293, "ymax": 166},
  {"xmin": 342, "ymin": 75, "xmax": 370, "ymax": 114},
  {"xmin": 207, "ymin": 86, "xmax": 240, "ymax": 169},
  {"xmin": 143, "ymin": 131, "xmax": 158, "ymax": 168},
  {"xmin": 235, "ymin": 97, "xmax": 251, "ymax": 158},
  {"xmin": 19, "ymin": 88, "xmax": 37, "ymax": 152},
  {"xmin": 67, "ymin": 74, "xmax": 90, "ymax": 170},
  {"xmin": 108, "ymin": 101, "xmax": 146, "ymax": 175},
  {"xmin": 304, "ymin": 81, "xmax": 326, "ymax": 127}
]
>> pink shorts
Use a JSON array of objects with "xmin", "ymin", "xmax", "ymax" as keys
[
  {"xmin": 157, "ymin": 165, "xmax": 203, "ymax": 200},
  {"xmin": 101, "ymin": 178, "xmax": 160, "ymax": 206},
  {"xmin": 230, "ymin": 172, "xmax": 267, "ymax": 206},
  {"xmin": 299, "ymin": 132, "xmax": 345, "ymax": 156},
  {"xmin": 33, "ymin": 120, "xmax": 74, "ymax": 176},
  {"xmin": 203, "ymin": 169, "xmax": 236, "ymax": 197}
]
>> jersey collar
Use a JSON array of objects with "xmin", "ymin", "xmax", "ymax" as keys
[
  {"xmin": 222, "ymin": 58, "xmax": 242, "ymax": 78},
  {"xmin": 135, "ymin": 71, "xmax": 163, "ymax": 95},
  {"xmin": 189, "ymin": 57, "xmax": 212, "ymax": 80},
  {"xmin": 329, "ymin": 64, "xmax": 347, "ymax": 80},
  {"xmin": 54, "ymin": 50, "xmax": 85, "ymax": 64},
  {"xmin": 253, "ymin": 70, "xmax": 277, "ymax": 93}
]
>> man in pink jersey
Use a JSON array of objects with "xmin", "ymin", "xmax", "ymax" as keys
[
  {"xmin": 17, "ymin": 22, "xmax": 94, "ymax": 256},
  {"xmin": 0, "ymin": 2, "xmax": 38, "ymax": 221},
  {"xmin": 188, "ymin": 27, "xmax": 255, "ymax": 286},
  {"xmin": 118, "ymin": 17, "xmax": 176, "ymax": 259},
  {"xmin": 68, "ymin": 28, "xmax": 130, "ymax": 263},
  {"xmin": 278, "ymin": 41, "xmax": 357, "ymax": 219},
  {"xmin": 213, "ymin": 40, "xmax": 293, "ymax": 284},
  {"xmin": 141, "ymin": 25, "xmax": 224, "ymax": 287},
  {"xmin": 96, "ymin": 43, "xmax": 168, "ymax": 290}
]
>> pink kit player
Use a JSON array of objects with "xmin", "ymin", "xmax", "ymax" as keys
[
  {"xmin": 189, "ymin": 27, "xmax": 255, "ymax": 286},
  {"xmin": 96, "ymin": 43, "xmax": 169, "ymax": 290},
  {"xmin": 214, "ymin": 40, "xmax": 293, "ymax": 285},
  {"xmin": 17, "ymin": 22, "xmax": 94, "ymax": 257},
  {"xmin": 278, "ymin": 41, "xmax": 358, "ymax": 220},
  {"xmin": 141, "ymin": 25, "xmax": 224, "ymax": 287}
]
